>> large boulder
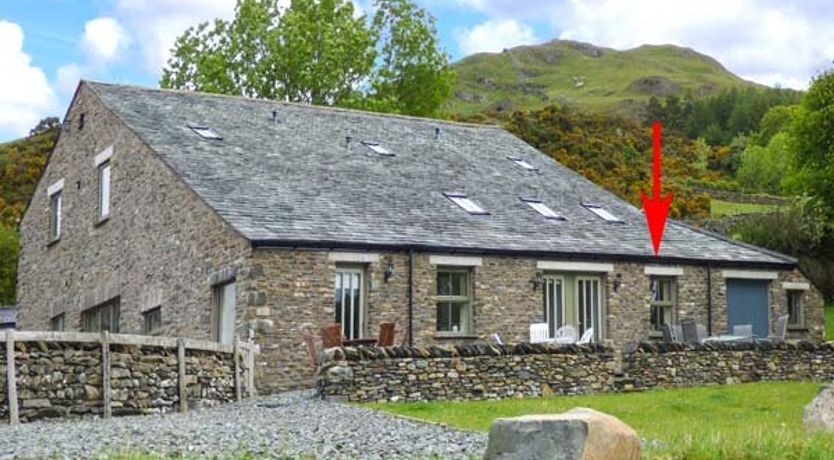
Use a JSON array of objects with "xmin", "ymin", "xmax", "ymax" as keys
[
  {"xmin": 804, "ymin": 384, "xmax": 834, "ymax": 433},
  {"xmin": 483, "ymin": 407, "xmax": 640, "ymax": 460}
]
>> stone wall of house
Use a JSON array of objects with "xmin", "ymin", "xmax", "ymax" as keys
[
  {"xmin": 0, "ymin": 338, "xmax": 238, "ymax": 423},
  {"xmin": 319, "ymin": 341, "xmax": 834, "ymax": 402},
  {"xmin": 243, "ymin": 248, "xmax": 823, "ymax": 393},
  {"xmin": 16, "ymin": 82, "xmax": 251, "ymax": 338}
]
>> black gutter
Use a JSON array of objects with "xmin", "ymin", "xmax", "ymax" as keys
[
  {"xmin": 250, "ymin": 239, "xmax": 796, "ymax": 271},
  {"xmin": 408, "ymin": 248, "xmax": 414, "ymax": 348},
  {"xmin": 707, "ymin": 265, "xmax": 713, "ymax": 336}
]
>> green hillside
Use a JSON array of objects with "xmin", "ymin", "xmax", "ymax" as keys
[{"xmin": 449, "ymin": 40, "xmax": 757, "ymax": 118}]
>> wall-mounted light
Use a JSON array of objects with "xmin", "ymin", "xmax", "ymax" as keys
[
  {"xmin": 383, "ymin": 262, "xmax": 395, "ymax": 283},
  {"xmin": 531, "ymin": 271, "xmax": 544, "ymax": 291},
  {"xmin": 613, "ymin": 273, "xmax": 622, "ymax": 292}
]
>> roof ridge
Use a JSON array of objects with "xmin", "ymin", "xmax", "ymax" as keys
[
  {"xmin": 82, "ymin": 80, "xmax": 502, "ymax": 130},
  {"xmin": 669, "ymin": 220, "xmax": 796, "ymax": 264}
]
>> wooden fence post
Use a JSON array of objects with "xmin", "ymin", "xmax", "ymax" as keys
[
  {"xmin": 101, "ymin": 331, "xmax": 111, "ymax": 419},
  {"xmin": 246, "ymin": 339, "xmax": 256, "ymax": 398},
  {"xmin": 177, "ymin": 338, "xmax": 187, "ymax": 413},
  {"xmin": 233, "ymin": 336, "xmax": 241, "ymax": 401},
  {"xmin": 6, "ymin": 330, "xmax": 18, "ymax": 425}
]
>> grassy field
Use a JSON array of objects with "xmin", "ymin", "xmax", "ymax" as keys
[
  {"xmin": 449, "ymin": 40, "xmax": 753, "ymax": 117},
  {"xmin": 370, "ymin": 381, "xmax": 834, "ymax": 459},
  {"xmin": 710, "ymin": 199, "xmax": 782, "ymax": 218}
]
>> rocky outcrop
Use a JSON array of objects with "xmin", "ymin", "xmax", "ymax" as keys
[
  {"xmin": 484, "ymin": 408, "xmax": 640, "ymax": 460},
  {"xmin": 804, "ymin": 384, "xmax": 834, "ymax": 433}
]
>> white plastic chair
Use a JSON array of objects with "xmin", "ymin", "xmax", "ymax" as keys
[
  {"xmin": 553, "ymin": 325, "xmax": 577, "ymax": 344},
  {"xmin": 577, "ymin": 327, "xmax": 594, "ymax": 345},
  {"xmin": 529, "ymin": 323, "xmax": 550, "ymax": 344},
  {"xmin": 493, "ymin": 333, "xmax": 504, "ymax": 345}
]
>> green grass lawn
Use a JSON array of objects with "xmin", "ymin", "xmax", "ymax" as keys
[
  {"xmin": 710, "ymin": 199, "xmax": 782, "ymax": 218},
  {"xmin": 370, "ymin": 381, "xmax": 834, "ymax": 459}
]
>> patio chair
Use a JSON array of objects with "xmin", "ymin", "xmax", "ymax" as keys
[
  {"xmin": 769, "ymin": 315, "xmax": 789, "ymax": 342},
  {"xmin": 681, "ymin": 319, "xmax": 699, "ymax": 344},
  {"xmin": 553, "ymin": 325, "xmax": 577, "ymax": 344},
  {"xmin": 696, "ymin": 324, "xmax": 708, "ymax": 343},
  {"xmin": 320, "ymin": 323, "xmax": 343, "ymax": 348},
  {"xmin": 577, "ymin": 327, "xmax": 594, "ymax": 345},
  {"xmin": 732, "ymin": 324, "xmax": 754, "ymax": 342},
  {"xmin": 672, "ymin": 325, "xmax": 684, "ymax": 343},
  {"xmin": 377, "ymin": 322, "xmax": 396, "ymax": 347},
  {"xmin": 302, "ymin": 334, "xmax": 319, "ymax": 371},
  {"xmin": 529, "ymin": 323, "xmax": 550, "ymax": 344},
  {"xmin": 661, "ymin": 323, "xmax": 675, "ymax": 343},
  {"xmin": 493, "ymin": 333, "xmax": 504, "ymax": 345}
]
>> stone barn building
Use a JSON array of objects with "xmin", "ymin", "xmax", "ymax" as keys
[{"xmin": 16, "ymin": 81, "xmax": 824, "ymax": 392}]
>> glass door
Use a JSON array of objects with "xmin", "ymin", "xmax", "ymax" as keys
[
  {"xmin": 577, "ymin": 276, "xmax": 602, "ymax": 342},
  {"xmin": 543, "ymin": 276, "xmax": 565, "ymax": 338},
  {"xmin": 335, "ymin": 269, "xmax": 364, "ymax": 340}
]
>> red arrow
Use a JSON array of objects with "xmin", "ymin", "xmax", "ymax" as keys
[{"xmin": 640, "ymin": 122, "xmax": 673, "ymax": 256}]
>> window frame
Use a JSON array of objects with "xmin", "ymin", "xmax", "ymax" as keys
[
  {"xmin": 50, "ymin": 313, "xmax": 65, "ymax": 331},
  {"xmin": 143, "ymin": 306, "xmax": 162, "ymax": 335},
  {"xmin": 649, "ymin": 276, "xmax": 676, "ymax": 336},
  {"xmin": 81, "ymin": 298, "xmax": 120, "ymax": 333},
  {"xmin": 334, "ymin": 266, "xmax": 366, "ymax": 340},
  {"xmin": 361, "ymin": 141, "xmax": 394, "ymax": 156},
  {"xmin": 212, "ymin": 280, "xmax": 236, "ymax": 344},
  {"xmin": 189, "ymin": 125, "xmax": 223, "ymax": 140},
  {"xmin": 49, "ymin": 189, "xmax": 62, "ymax": 243},
  {"xmin": 508, "ymin": 156, "xmax": 537, "ymax": 171},
  {"xmin": 444, "ymin": 192, "xmax": 489, "ymax": 215},
  {"xmin": 97, "ymin": 159, "xmax": 111, "ymax": 222},
  {"xmin": 521, "ymin": 197, "xmax": 566, "ymax": 220},
  {"xmin": 787, "ymin": 290, "xmax": 804, "ymax": 328},
  {"xmin": 435, "ymin": 267, "xmax": 473, "ymax": 335},
  {"xmin": 583, "ymin": 203, "xmax": 624, "ymax": 223}
]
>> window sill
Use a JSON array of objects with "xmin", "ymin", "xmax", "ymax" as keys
[
  {"xmin": 95, "ymin": 215, "xmax": 110, "ymax": 227},
  {"xmin": 787, "ymin": 325, "xmax": 808, "ymax": 332},
  {"xmin": 46, "ymin": 237, "xmax": 61, "ymax": 248},
  {"xmin": 434, "ymin": 332, "xmax": 478, "ymax": 340}
]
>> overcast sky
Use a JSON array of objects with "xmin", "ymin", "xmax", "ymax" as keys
[{"xmin": 1, "ymin": 0, "xmax": 832, "ymax": 141}]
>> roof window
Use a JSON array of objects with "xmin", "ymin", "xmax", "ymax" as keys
[
  {"xmin": 521, "ymin": 197, "xmax": 565, "ymax": 220},
  {"xmin": 583, "ymin": 203, "xmax": 623, "ymax": 223},
  {"xmin": 362, "ymin": 141, "xmax": 394, "ymax": 156},
  {"xmin": 189, "ymin": 125, "xmax": 223, "ymax": 140},
  {"xmin": 444, "ymin": 192, "xmax": 489, "ymax": 215},
  {"xmin": 508, "ymin": 156, "xmax": 536, "ymax": 170}
]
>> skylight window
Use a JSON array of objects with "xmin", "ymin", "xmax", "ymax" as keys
[
  {"xmin": 508, "ymin": 156, "xmax": 536, "ymax": 170},
  {"xmin": 362, "ymin": 141, "xmax": 394, "ymax": 156},
  {"xmin": 444, "ymin": 192, "xmax": 489, "ymax": 215},
  {"xmin": 521, "ymin": 197, "xmax": 565, "ymax": 220},
  {"xmin": 189, "ymin": 125, "xmax": 223, "ymax": 140},
  {"xmin": 583, "ymin": 203, "xmax": 623, "ymax": 223}
]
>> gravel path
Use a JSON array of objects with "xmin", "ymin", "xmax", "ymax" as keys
[{"xmin": 0, "ymin": 391, "xmax": 486, "ymax": 459}]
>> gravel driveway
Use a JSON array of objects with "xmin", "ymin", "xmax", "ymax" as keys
[{"xmin": 0, "ymin": 391, "xmax": 486, "ymax": 459}]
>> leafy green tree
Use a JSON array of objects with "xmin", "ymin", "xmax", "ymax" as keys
[
  {"xmin": 751, "ymin": 105, "xmax": 799, "ymax": 146},
  {"xmin": 737, "ymin": 132, "xmax": 790, "ymax": 193},
  {"xmin": 0, "ymin": 226, "xmax": 18, "ymax": 305},
  {"xmin": 787, "ymin": 69, "xmax": 834, "ymax": 218},
  {"xmin": 161, "ymin": 0, "xmax": 455, "ymax": 116}
]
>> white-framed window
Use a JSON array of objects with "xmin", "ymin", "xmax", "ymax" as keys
[
  {"xmin": 213, "ymin": 281, "xmax": 236, "ymax": 345},
  {"xmin": 335, "ymin": 268, "xmax": 365, "ymax": 340},
  {"xmin": 361, "ymin": 141, "xmax": 394, "ymax": 156},
  {"xmin": 190, "ymin": 125, "xmax": 223, "ymax": 140},
  {"xmin": 143, "ymin": 306, "xmax": 162, "ymax": 335},
  {"xmin": 49, "ymin": 190, "xmax": 62, "ymax": 241},
  {"xmin": 787, "ymin": 290, "xmax": 804, "ymax": 328},
  {"xmin": 98, "ymin": 160, "xmax": 111, "ymax": 220},
  {"xmin": 444, "ymin": 192, "xmax": 489, "ymax": 215},
  {"xmin": 650, "ymin": 277, "xmax": 675, "ymax": 333},
  {"xmin": 81, "ymin": 298, "xmax": 120, "ymax": 333},
  {"xmin": 50, "ymin": 313, "xmax": 65, "ymax": 331},
  {"xmin": 436, "ymin": 268, "xmax": 471, "ymax": 333},
  {"xmin": 508, "ymin": 156, "xmax": 536, "ymax": 170},
  {"xmin": 583, "ymin": 203, "xmax": 623, "ymax": 223},
  {"xmin": 522, "ymin": 197, "xmax": 565, "ymax": 220}
]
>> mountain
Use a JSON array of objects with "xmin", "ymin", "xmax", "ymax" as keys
[{"xmin": 449, "ymin": 40, "xmax": 758, "ymax": 118}]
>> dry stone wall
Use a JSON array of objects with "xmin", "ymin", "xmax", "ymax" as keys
[
  {"xmin": 319, "ymin": 341, "xmax": 834, "ymax": 402},
  {"xmin": 0, "ymin": 332, "xmax": 250, "ymax": 423}
]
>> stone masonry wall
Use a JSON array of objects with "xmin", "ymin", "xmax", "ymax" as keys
[
  {"xmin": 17, "ymin": 82, "xmax": 251, "ymax": 339},
  {"xmin": 319, "ymin": 341, "xmax": 834, "ymax": 402},
  {"xmin": 0, "ymin": 338, "xmax": 238, "ymax": 423}
]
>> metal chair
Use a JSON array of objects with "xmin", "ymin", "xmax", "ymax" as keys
[
  {"xmin": 696, "ymin": 324, "xmax": 708, "ymax": 343},
  {"xmin": 769, "ymin": 315, "xmax": 789, "ymax": 341},
  {"xmin": 553, "ymin": 325, "xmax": 577, "ymax": 344},
  {"xmin": 529, "ymin": 323, "xmax": 550, "ymax": 344},
  {"xmin": 577, "ymin": 327, "xmax": 594, "ymax": 345},
  {"xmin": 681, "ymin": 320, "xmax": 699, "ymax": 344},
  {"xmin": 733, "ymin": 324, "xmax": 754, "ymax": 342}
]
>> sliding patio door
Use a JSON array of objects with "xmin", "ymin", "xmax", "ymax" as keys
[
  {"xmin": 543, "ymin": 276, "xmax": 565, "ymax": 338},
  {"xmin": 577, "ymin": 276, "xmax": 602, "ymax": 342},
  {"xmin": 334, "ymin": 268, "xmax": 364, "ymax": 340}
]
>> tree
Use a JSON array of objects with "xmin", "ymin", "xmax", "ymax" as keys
[
  {"xmin": 787, "ymin": 69, "xmax": 834, "ymax": 218},
  {"xmin": 161, "ymin": 0, "xmax": 455, "ymax": 116},
  {"xmin": 0, "ymin": 225, "xmax": 18, "ymax": 304},
  {"xmin": 737, "ymin": 132, "xmax": 791, "ymax": 194}
]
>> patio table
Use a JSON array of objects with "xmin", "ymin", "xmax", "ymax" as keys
[{"xmin": 702, "ymin": 335, "xmax": 753, "ymax": 343}]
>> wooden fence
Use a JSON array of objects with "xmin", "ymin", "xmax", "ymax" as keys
[{"xmin": 2, "ymin": 330, "xmax": 259, "ymax": 424}]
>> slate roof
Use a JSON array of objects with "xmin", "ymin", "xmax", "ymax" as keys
[{"xmin": 86, "ymin": 81, "xmax": 795, "ymax": 268}]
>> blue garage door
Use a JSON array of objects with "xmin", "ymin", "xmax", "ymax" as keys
[{"xmin": 726, "ymin": 279, "xmax": 769, "ymax": 337}]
